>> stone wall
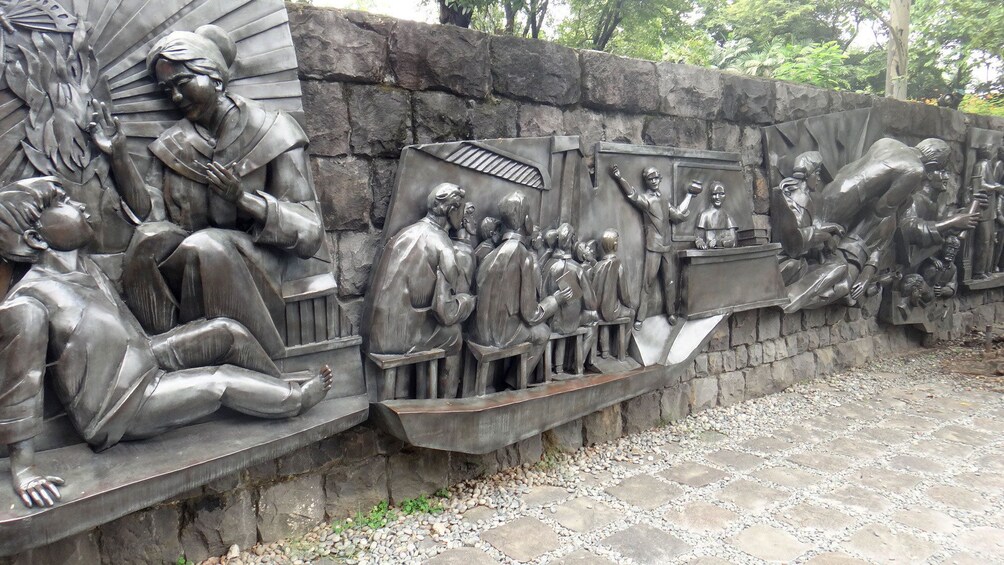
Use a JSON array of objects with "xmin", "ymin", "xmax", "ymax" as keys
[{"xmin": 7, "ymin": 5, "xmax": 1004, "ymax": 563}]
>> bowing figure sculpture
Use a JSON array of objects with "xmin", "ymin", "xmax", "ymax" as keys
[
  {"xmin": 88, "ymin": 25, "xmax": 331, "ymax": 357},
  {"xmin": 783, "ymin": 138, "xmax": 952, "ymax": 311}
]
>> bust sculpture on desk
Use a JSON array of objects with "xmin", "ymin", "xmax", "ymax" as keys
[{"xmin": 695, "ymin": 181, "xmax": 737, "ymax": 250}]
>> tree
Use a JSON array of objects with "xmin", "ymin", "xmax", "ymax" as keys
[
  {"xmin": 435, "ymin": 0, "xmax": 550, "ymax": 39},
  {"xmin": 555, "ymin": 0, "xmax": 693, "ymax": 60}
]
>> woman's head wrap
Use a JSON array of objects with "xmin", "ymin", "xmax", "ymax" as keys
[{"xmin": 147, "ymin": 25, "xmax": 237, "ymax": 86}]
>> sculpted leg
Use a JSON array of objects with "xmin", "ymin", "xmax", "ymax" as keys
[
  {"xmin": 125, "ymin": 365, "xmax": 333, "ymax": 440},
  {"xmin": 658, "ymin": 253, "xmax": 678, "ymax": 323},
  {"xmin": 151, "ymin": 318, "xmax": 281, "ymax": 377},
  {"xmin": 160, "ymin": 229, "xmax": 286, "ymax": 356},
  {"xmin": 636, "ymin": 250, "xmax": 660, "ymax": 327}
]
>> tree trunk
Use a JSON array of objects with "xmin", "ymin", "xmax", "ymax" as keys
[
  {"xmin": 885, "ymin": 0, "xmax": 909, "ymax": 99},
  {"xmin": 440, "ymin": 0, "xmax": 473, "ymax": 28}
]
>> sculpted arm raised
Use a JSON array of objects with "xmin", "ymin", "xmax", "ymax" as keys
[
  {"xmin": 88, "ymin": 100, "xmax": 153, "ymax": 221},
  {"xmin": 609, "ymin": 165, "xmax": 643, "ymax": 208}
]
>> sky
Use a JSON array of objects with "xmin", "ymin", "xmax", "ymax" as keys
[{"xmin": 310, "ymin": 0, "xmax": 437, "ymax": 22}]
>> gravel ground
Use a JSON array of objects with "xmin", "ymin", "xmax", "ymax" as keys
[{"xmin": 200, "ymin": 342, "xmax": 1004, "ymax": 565}]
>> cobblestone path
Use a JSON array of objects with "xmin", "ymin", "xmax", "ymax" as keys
[{"xmin": 220, "ymin": 347, "xmax": 1004, "ymax": 564}]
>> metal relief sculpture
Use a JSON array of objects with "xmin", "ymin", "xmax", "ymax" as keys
[
  {"xmin": 364, "ymin": 183, "xmax": 475, "ymax": 400},
  {"xmin": 608, "ymin": 164, "xmax": 699, "ymax": 328},
  {"xmin": 366, "ymin": 138, "xmax": 785, "ymax": 453},
  {"xmin": 958, "ymin": 129, "xmax": 1004, "ymax": 288},
  {"xmin": 764, "ymin": 108, "xmax": 997, "ymax": 334},
  {"xmin": 694, "ymin": 182, "xmax": 738, "ymax": 250},
  {"xmin": 0, "ymin": 1, "xmax": 367, "ymax": 554},
  {"xmin": 0, "ymin": 177, "xmax": 334, "ymax": 509},
  {"xmin": 776, "ymin": 137, "xmax": 955, "ymax": 312}
]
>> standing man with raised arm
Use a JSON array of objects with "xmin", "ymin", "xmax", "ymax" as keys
[{"xmin": 609, "ymin": 165, "xmax": 702, "ymax": 328}]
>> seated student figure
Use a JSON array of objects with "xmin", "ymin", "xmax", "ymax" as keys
[
  {"xmin": 574, "ymin": 239, "xmax": 598, "ymax": 281},
  {"xmin": 695, "ymin": 181, "xmax": 737, "ymax": 249},
  {"xmin": 0, "ymin": 178, "xmax": 332, "ymax": 510},
  {"xmin": 541, "ymin": 223, "xmax": 599, "ymax": 374},
  {"xmin": 471, "ymin": 191, "xmax": 572, "ymax": 379},
  {"xmin": 474, "ymin": 216, "xmax": 501, "ymax": 266},
  {"xmin": 591, "ymin": 229, "xmax": 636, "ymax": 324}
]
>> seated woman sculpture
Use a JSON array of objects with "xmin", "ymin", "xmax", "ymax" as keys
[
  {"xmin": 0, "ymin": 178, "xmax": 332, "ymax": 509},
  {"xmin": 88, "ymin": 25, "xmax": 330, "ymax": 357}
]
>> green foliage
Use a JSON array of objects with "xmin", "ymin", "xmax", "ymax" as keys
[
  {"xmin": 424, "ymin": 0, "xmax": 1004, "ymax": 115},
  {"xmin": 175, "ymin": 556, "xmax": 195, "ymax": 565},
  {"xmin": 698, "ymin": 0, "xmax": 863, "ymax": 47},
  {"xmin": 959, "ymin": 94, "xmax": 1004, "ymax": 118},
  {"xmin": 554, "ymin": 0, "xmax": 692, "ymax": 57},
  {"xmin": 774, "ymin": 42, "xmax": 851, "ymax": 90},
  {"xmin": 330, "ymin": 492, "xmax": 450, "ymax": 535},
  {"xmin": 332, "ymin": 500, "xmax": 396, "ymax": 534}
]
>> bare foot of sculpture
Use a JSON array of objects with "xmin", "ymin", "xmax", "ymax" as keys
[{"xmin": 299, "ymin": 365, "xmax": 333, "ymax": 414}]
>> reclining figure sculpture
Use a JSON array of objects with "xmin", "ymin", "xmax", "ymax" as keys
[{"xmin": 0, "ymin": 178, "xmax": 332, "ymax": 509}]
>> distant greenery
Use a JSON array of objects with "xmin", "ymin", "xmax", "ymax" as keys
[{"xmin": 420, "ymin": 0, "xmax": 1003, "ymax": 114}]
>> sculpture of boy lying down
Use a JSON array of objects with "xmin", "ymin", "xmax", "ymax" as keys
[{"xmin": 0, "ymin": 178, "xmax": 332, "ymax": 509}]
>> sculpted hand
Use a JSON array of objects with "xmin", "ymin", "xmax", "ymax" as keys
[
  {"xmin": 694, "ymin": 237, "xmax": 708, "ymax": 250},
  {"xmin": 14, "ymin": 469, "xmax": 64, "ymax": 509},
  {"xmin": 205, "ymin": 161, "xmax": 242, "ymax": 202},
  {"xmin": 949, "ymin": 211, "xmax": 981, "ymax": 231},
  {"xmin": 609, "ymin": 165, "xmax": 622, "ymax": 180},
  {"xmin": 87, "ymin": 99, "xmax": 125, "ymax": 155},
  {"xmin": 821, "ymin": 222, "xmax": 845, "ymax": 237},
  {"xmin": 687, "ymin": 180, "xmax": 704, "ymax": 196},
  {"xmin": 555, "ymin": 287, "xmax": 574, "ymax": 305},
  {"xmin": 849, "ymin": 276, "xmax": 871, "ymax": 301}
]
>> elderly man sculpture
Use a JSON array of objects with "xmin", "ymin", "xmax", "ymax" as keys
[
  {"xmin": 88, "ymin": 25, "xmax": 331, "ymax": 357},
  {"xmin": 771, "ymin": 151, "xmax": 846, "ymax": 286},
  {"xmin": 784, "ymin": 138, "xmax": 953, "ymax": 311},
  {"xmin": 364, "ymin": 183, "xmax": 476, "ymax": 399},
  {"xmin": 471, "ymin": 191, "xmax": 572, "ymax": 380},
  {"xmin": 0, "ymin": 178, "xmax": 332, "ymax": 510}
]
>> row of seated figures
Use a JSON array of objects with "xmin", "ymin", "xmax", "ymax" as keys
[
  {"xmin": 364, "ymin": 185, "xmax": 645, "ymax": 401},
  {"xmin": 362, "ymin": 163, "xmax": 749, "ymax": 401}
]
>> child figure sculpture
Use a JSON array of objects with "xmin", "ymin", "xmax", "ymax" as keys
[{"xmin": 0, "ymin": 178, "xmax": 332, "ymax": 509}]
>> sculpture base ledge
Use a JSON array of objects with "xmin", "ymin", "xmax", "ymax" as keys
[
  {"xmin": 372, "ymin": 360, "xmax": 703, "ymax": 455},
  {"xmin": 0, "ymin": 393, "xmax": 369, "ymax": 556},
  {"xmin": 962, "ymin": 273, "xmax": 1004, "ymax": 291}
]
